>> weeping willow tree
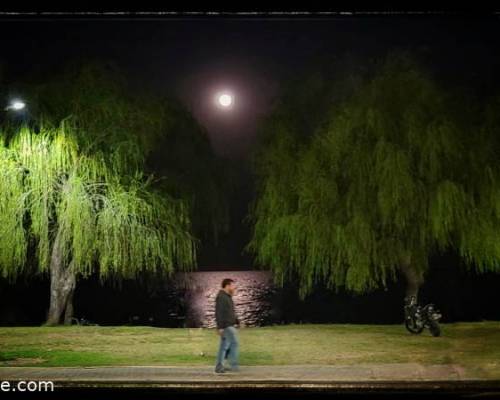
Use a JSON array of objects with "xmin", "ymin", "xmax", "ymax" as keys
[
  {"xmin": 25, "ymin": 61, "xmax": 229, "ymax": 253},
  {"xmin": 249, "ymin": 54, "xmax": 500, "ymax": 301},
  {"xmin": 0, "ymin": 123, "xmax": 195, "ymax": 325}
]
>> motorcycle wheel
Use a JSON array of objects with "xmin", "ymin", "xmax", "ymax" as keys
[
  {"xmin": 428, "ymin": 321, "xmax": 441, "ymax": 337},
  {"xmin": 405, "ymin": 318, "xmax": 424, "ymax": 334}
]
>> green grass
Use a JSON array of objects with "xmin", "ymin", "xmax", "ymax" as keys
[{"xmin": 0, "ymin": 322, "xmax": 499, "ymax": 368}]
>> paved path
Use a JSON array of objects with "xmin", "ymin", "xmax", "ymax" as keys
[{"xmin": 1, "ymin": 363, "xmax": 499, "ymax": 389}]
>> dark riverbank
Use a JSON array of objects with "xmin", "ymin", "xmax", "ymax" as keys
[{"xmin": 1, "ymin": 253, "xmax": 500, "ymax": 327}]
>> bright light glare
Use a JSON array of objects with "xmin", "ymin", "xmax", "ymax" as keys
[
  {"xmin": 218, "ymin": 93, "xmax": 233, "ymax": 107},
  {"xmin": 11, "ymin": 101, "xmax": 25, "ymax": 110},
  {"xmin": 6, "ymin": 100, "xmax": 26, "ymax": 111}
]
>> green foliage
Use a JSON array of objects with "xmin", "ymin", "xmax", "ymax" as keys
[
  {"xmin": 26, "ymin": 62, "xmax": 166, "ymax": 172},
  {"xmin": 249, "ymin": 53, "xmax": 500, "ymax": 296},
  {"xmin": 0, "ymin": 136, "xmax": 27, "ymax": 272},
  {"xmin": 0, "ymin": 124, "xmax": 195, "ymax": 280},
  {"xmin": 24, "ymin": 62, "xmax": 229, "ymax": 248}
]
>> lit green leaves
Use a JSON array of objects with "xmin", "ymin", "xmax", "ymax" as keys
[
  {"xmin": 0, "ymin": 124, "xmax": 195, "ymax": 280},
  {"xmin": 0, "ymin": 141, "xmax": 27, "ymax": 277},
  {"xmin": 95, "ymin": 180, "xmax": 195, "ymax": 279},
  {"xmin": 249, "ymin": 54, "xmax": 500, "ymax": 297}
]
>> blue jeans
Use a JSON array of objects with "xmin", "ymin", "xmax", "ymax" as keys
[{"xmin": 215, "ymin": 326, "xmax": 239, "ymax": 370}]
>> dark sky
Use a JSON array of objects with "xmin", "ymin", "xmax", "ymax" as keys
[{"xmin": 1, "ymin": 15, "xmax": 500, "ymax": 158}]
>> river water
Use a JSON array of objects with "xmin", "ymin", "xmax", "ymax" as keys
[{"xmin": 173, "ymin": 271, "xmax": 277, "ymax": 328}]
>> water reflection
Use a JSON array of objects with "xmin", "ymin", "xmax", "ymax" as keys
[{"xmin": 174, "ymin": 271, "xmax": 276, "ymax": 328}]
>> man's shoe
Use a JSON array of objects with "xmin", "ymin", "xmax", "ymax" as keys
[{"xmin": 214, "ymin": 366, "xmax": 226, "ymax": 374}]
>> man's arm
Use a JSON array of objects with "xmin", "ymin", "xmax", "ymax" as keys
[
  {"xmin": 215, "ymin": 295, "xmax": 224, "ymax": 330},
  {"xmin": 215, "ymin": 296, "xmax": 230, "ymax": 335}
]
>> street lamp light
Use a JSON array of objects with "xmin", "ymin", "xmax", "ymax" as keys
[{"xmin": 4, "ymin": 100, "xmax": 26, "ymax": 111}]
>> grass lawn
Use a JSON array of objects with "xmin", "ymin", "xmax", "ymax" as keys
[{"xmin": 0, "ymin": 322, "xmax": 499, "ymax": 368}]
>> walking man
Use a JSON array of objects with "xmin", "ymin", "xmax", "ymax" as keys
[{"xmin": 214, "ymin": 278, "xmax": 240, "ymax": 373}]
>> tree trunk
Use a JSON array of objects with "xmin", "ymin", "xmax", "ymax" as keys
[
  {"xmin": 400, "ymin": 256, "xmax": 424, "ymax": 300},
  {"xmin": 63, "ymin": 289, "xmax": 75, "ymax": 325},
  {"xmin": 46, "ymin": 232, "xmax": 76, "ymax": 326}
]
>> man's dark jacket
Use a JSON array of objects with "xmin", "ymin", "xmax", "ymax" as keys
[{"xmin": 215, "ymin": 290, "xmax": 238, "ymax": 329}]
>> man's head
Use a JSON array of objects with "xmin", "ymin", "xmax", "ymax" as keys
[{"xmin": 221, "ymin": 278, "xmax": 236, "ymax": 296}]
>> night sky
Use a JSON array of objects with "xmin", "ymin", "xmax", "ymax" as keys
[{"xmin": 2, "ymin": 15, "xmax": 500, "ymax": 158}]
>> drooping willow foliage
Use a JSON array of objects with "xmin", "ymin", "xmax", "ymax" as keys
[
  {"xmin": 26, "ymin": 62, "xmax": 166, "ymax": 174},
  {"xmin": 248, "ymin": 54, "xmax": 500, "ymax": 297},
  {"xmin": 0, "ymin": 123, "xmax": 195, "ymax": 280},
  {"xmin": 24, "ymin": 62, "xmax": 229, "ymax": 248}
]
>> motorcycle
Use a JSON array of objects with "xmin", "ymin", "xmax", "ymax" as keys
[
  {"xmin": 404, "ymin": 295, "xmax": 442, "ymax": 337},
  {"xmin": 69, "ymin": 317, "xmax": 98, "ymax": 326}
]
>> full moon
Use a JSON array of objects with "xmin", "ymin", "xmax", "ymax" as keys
[{"xmin": 218, "ymin": 93, "xmax": 233, "ymax": 107}]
